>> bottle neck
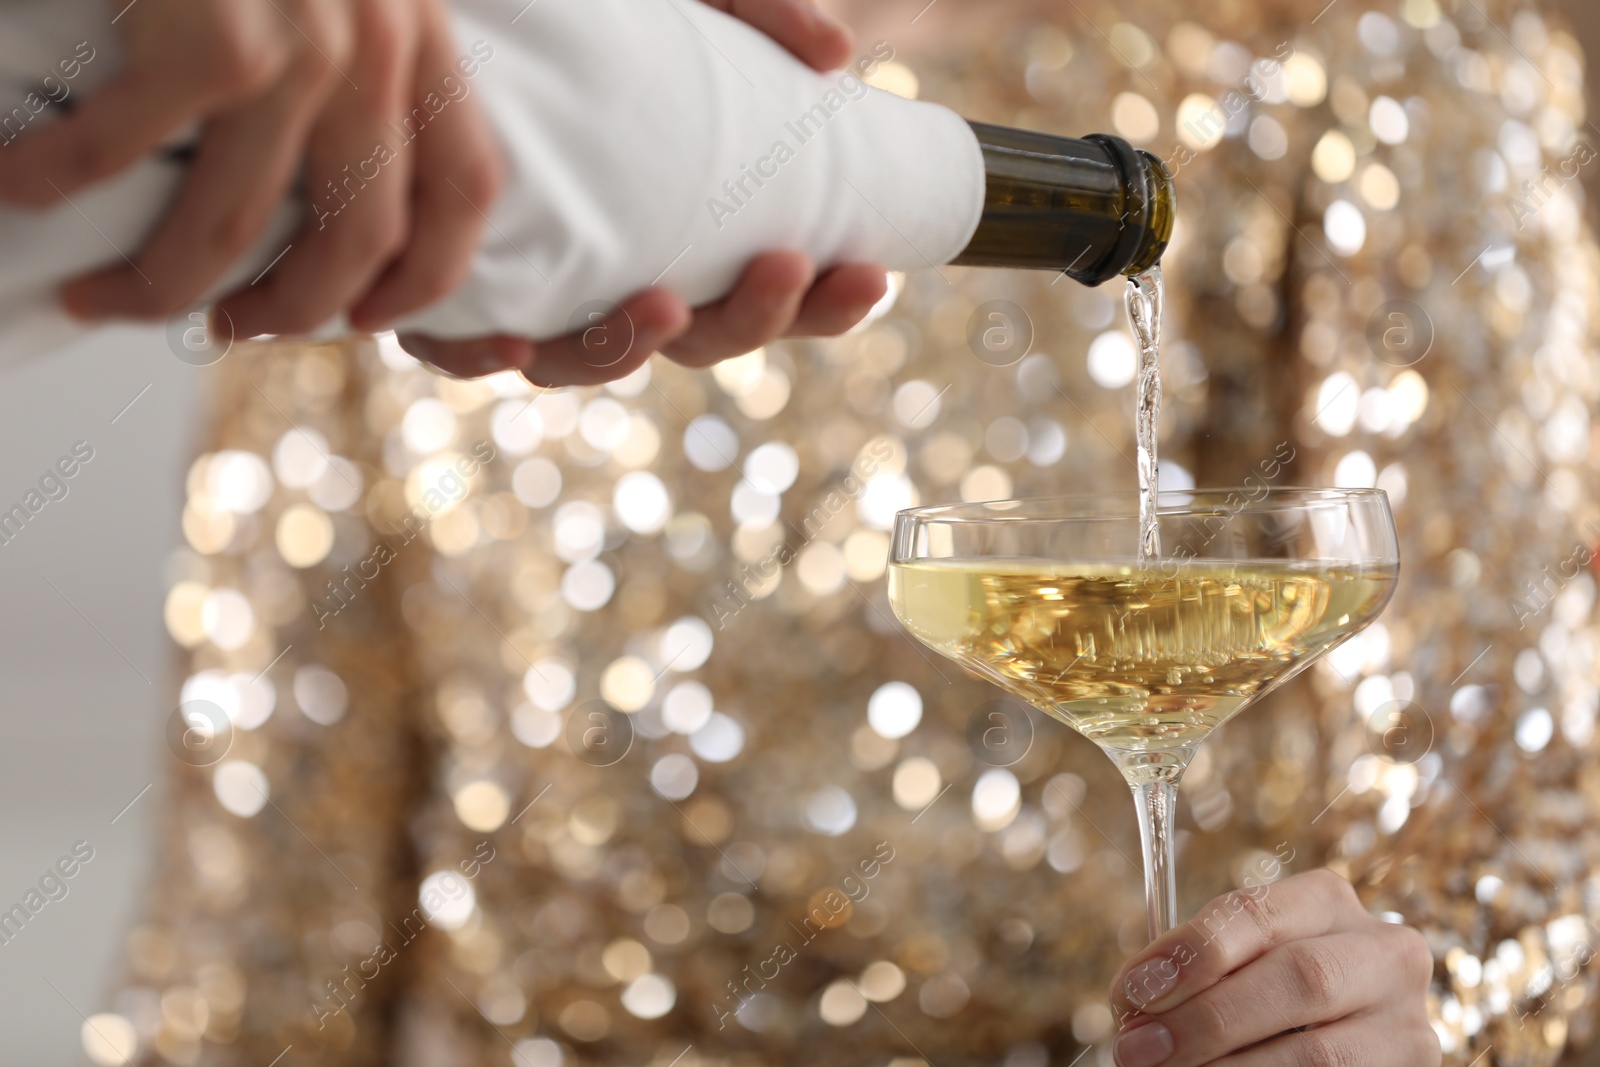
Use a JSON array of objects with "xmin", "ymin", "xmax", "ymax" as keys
[{"xmin": 950, "ymin": 123, "xmax": 1174, "ymax": 286}]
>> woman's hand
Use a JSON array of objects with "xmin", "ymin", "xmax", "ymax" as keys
[
  {"xmin": 1108, "ymin": 869, "xmax": 1440, "ymax": 1067},
  {"xmin": 13, "ymin": 0, "xmax": 502, "ymax": 338},
  {"xmin": 401, "ymin": 0, "xmax": 890, "ymax": 384}
]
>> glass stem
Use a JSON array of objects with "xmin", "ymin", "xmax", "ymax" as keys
[{"xmin": 1133, "ymin": 779, "xmax": 1179, "ymax": 941}]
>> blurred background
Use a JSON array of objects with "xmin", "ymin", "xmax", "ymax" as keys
[{"xmin": 1, "ymin": 1, "xmax": 1598, "ymax": 1063}]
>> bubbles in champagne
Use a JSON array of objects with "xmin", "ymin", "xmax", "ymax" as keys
[
  {"xmin": 887, "ymin": 558, "xmax": 1398, "ymax": 767},
  {"xmin": 1125, "ymin": 267, "xmax": 1164, "ymax": 562}
]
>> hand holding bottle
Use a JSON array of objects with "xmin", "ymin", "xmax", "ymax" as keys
[
  {"xmin": 398, "ymin": 248, "xmax": 889, "ymax": 386},
  {"xmin": 1108, "ymin": 870, "xmax": 1439, "ymax": 1067},
  {"xmin": 396, "ymin": 0, "xmax": 892, "ymax": 385},
  {"xmin": 0, "ymin": 0, "xmax": 887, "ymax": 381}
]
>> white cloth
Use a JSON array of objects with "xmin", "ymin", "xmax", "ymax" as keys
[{"xmin": 0, "ymin": 0, "xmax": 985, "ymax": 369}]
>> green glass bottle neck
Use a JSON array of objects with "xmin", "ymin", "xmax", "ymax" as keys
[{"xmin": 951, "ymin": 122, "xmax": 1175, "ymax": 286}]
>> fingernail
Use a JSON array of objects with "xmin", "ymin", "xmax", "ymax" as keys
[
  {"xmin": 1114, "ymin": 1022, "xmax": 1174, "ymax": 1067},
  {"xmin": 1122, "ymin": 956, "xmax": 1180, "ymax": 1008}
]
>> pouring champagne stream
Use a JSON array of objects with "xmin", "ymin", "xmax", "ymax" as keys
[{"xmin": 889, "ymin": 258, "xmax": 1400, "ymax": 942}]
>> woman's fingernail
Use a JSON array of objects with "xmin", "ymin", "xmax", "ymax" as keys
[
  {"xmin": 1122, "ymin": 956, "xmax": 1180, "ymax": 1008},
  {"xmin": 1114, "ymin": 1021, "xmax": 1174, "ymax": 1067}
]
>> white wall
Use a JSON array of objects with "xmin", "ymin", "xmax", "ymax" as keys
[{"xmin": 0, "ymin": 324, "xmax": 201, "ymax": 1065}]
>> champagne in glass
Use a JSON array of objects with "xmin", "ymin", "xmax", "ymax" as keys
[
  {"xmin": 888, "ymin": 491, "xmax": 1399, "ymax": 939},
  {"xmin": 889, "ymin": 559, "xmax": 1396, "ymax": 779}
]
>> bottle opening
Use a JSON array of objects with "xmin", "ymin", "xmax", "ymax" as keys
[{"xmin": 952, "ymin": 125, "xmax": 1176, "ymax": 285}]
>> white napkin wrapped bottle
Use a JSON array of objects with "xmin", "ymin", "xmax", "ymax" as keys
[{"xmin": 0, "ymin": 0, "xmax": 988, "ymax": 367}]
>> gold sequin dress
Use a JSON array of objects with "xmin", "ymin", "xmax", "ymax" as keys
[{"xmin": 92, "ymin": 1, "xmax": 1600, "ymax": 1065}]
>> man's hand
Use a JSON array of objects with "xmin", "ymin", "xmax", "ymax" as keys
[
  {"xmin": 1108, "ymin": 869, "xmax": 1440, "ymax": 1067},
  {"xmin": 8, "ymin": 0, "xmax": 502, "ymax": 338},
  {"xmin": 400, "ymin": 252, "xmax": 888, "ymax": 386},
  {"xmin": 401, "ymin": 0, "xmax": 890, "ymax": 384}
]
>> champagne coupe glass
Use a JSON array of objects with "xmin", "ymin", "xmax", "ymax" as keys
[{"xmin": 887, "ymin": 488, "xmax": 1399, "ymax": 941}]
